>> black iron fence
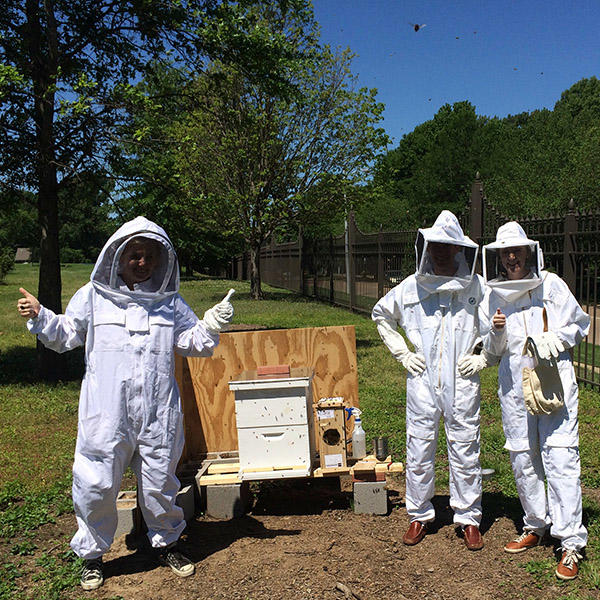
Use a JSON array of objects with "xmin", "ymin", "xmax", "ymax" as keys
[{"xmin": 231, "ymin": 176, "xmax": 600, "ymax": 390}]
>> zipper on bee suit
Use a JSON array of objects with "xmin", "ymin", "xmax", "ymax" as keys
[
  {"xmin": 521, "ymin": 291, "xmax": 532, "ymax": 337},
  {"xmin": 438, "ymin": 306, "xmax": 446, "ymax": 388}
]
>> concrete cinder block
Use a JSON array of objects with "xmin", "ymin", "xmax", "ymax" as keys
[
  {"xmin": 204, "ymin": 483, "xmax": 249, "ymax": 520},
  {"xmin": 353, "ymin": 480, "xmax": 388, "ymax": 515},
  {"xmin": 115, "ymin": 490, "xmax": 138, "ymax": 538},
  {"xmin": 176, "ymin": 484, "xmax": 195, "ymax": 522}
]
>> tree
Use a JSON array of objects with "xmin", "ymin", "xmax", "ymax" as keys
[
  {"xmin": 131, "ymin": 33, "xmax": 388, "ymax": 298},
  {"xmin": 362, "ymin": 102, "xmax": 481, "ymax": 231},
  {"xmin": 0, "ymin": 0, "xmax": 310, "ymax": 378}
]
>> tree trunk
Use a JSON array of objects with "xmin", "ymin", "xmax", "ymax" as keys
[
  {"xmin": 37, "ymin": 166, "xmax": 63, "ymax": 381},
  {"xmin": 249, "ymin": 243, "xmax": 263, "ymax": 299},
  {"xmin": 27, "ymin": 0, "xmax": 65, "ymax": 380}
]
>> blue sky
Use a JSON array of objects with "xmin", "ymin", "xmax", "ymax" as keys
[{"xmin": 311, "ymin": 0, "xmax": 600, "ymax": 146}]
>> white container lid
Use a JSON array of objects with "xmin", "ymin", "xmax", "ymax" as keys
[{"xmin": 229, "ymin": 367, "xmax": 314, "ymax": 391}]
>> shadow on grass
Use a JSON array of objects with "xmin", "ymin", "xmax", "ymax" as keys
[
  {"xmin": 355, "ymin": 338, "xmax": 380, "ymax": 349},
  {"xmin": 0, "ymin": 345, "xmax": 84, "ymax": 384},
  {"xmin": 259, "ymin": 290, "xmax": 313, "ymax": 303}
]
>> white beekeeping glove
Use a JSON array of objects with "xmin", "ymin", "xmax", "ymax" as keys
[
  {"xmin": 530, "ymin": 332, "xmax": 564, "ymax": 360},
  {"xmin": 376, "ymin": 319, "xmax": 426, "ymax": 376},
  {"xmin": 203, "ymin": 288, "xmax": 235, "ymax": 334},
  {"xmin": 457, "ymin": 349, "xmax": 499, "ymax": 377}
]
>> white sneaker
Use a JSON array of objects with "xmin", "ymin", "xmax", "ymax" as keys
[{"xmin": 81, "ymin": 558, "xmax": 104, "ymax": 590}]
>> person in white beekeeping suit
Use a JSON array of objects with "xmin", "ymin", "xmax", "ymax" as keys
[
  {"xmin": 372, "ymin": 210, "xmax": 495, "ymax": 551},
  {"xmin": 480, "ymin": 221, "xmax": 589, "ymax": 580},
  {"xmin": 17, "ymin": 216, "xmax": 234, "ymax": 591}
]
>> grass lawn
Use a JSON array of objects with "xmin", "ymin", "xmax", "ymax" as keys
[{"xmin": 1, "ymin": 263, "xmax": 600, "ymax": 598}]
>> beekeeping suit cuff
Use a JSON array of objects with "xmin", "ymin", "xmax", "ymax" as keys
[{"xmin": 376, "ymin": 319, "xmax": 426, "ymax": 375}]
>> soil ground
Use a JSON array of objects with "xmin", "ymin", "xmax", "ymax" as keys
[{"xmin": 6, "ymin": 475, "xmax": 600, "ymax": 600}]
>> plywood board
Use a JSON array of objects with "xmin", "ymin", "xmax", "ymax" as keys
[{"xmin": 177, "ymin": 325, "xmax": 358, "ymax": 462}]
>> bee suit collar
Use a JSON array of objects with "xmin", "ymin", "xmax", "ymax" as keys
[
  {"xmin": 415, "ymin": 210, "xmax": 478, "ymax": 295},
  {"xmin": 483, "ymin": 221, "xmax": 545, "ymax": 302}
]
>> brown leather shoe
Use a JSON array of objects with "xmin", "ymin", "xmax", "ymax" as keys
[
  {"xmin": 504, "ymin": 531, "xmax": 541, "ymax": 554},
  {"xmin": 555, "ymin": 549, "xmax": 582, "ymax": 580},
  {"xmin": 402, "ymin": 521, "xmax": 427, "ymax": 546},
  {"xmin": 463, "ymin": 525, "xmax": 484, "ymax": 550}
]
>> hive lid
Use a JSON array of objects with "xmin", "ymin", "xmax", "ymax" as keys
[{"xmin": 229, "ymin": 366, "xmax": 314, "ymax": 387}]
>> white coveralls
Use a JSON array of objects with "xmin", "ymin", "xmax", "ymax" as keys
[
  {"xmin": 372, "ymin": 211, "xmax": 484, "ymax": 527},
  {"xmin": 481, "ymin": 224, "xmax": 589, "ymax": 551},
  {"xmin": 27, "ymin": 217, "xmax": 220, "ymax": 559}
]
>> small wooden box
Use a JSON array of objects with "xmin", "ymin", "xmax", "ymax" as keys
[{"xmin": 314, "ymin": 398, "xmax": 348, "ymax": 470}]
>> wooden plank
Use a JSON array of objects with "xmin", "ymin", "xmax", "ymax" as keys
[
  {"xmin": 207, "ymin": 463, "xmax": 240, "ymax": 475},
  {"xmin": 242, "ymin": 466, "xmax": 274, "ymax": 473},
  {"xmin": 241, "ymin": 465, "xmax": 306, "ymax": 474},
  {"xmin": 178, "ymin": 325, "xmax": 359, "ymax": 461},
  {"xmin": 273, "ymin": 465, "xmax": 306, "ymax": 471},
  {"xmin": 197, "ymin": 473, "xmax": 241, "ymax": 486},
  {"xmin": 313, "ymin": 466, "xmax": 351, "ymax": 478},
  {"xmin": 352, "ymin": 461, "xmax": 376, "ymax": 473}
]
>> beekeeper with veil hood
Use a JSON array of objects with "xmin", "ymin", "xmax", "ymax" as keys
[
  {"xmin": 372, "ymin": 210, "xmax": 495, "ymax": 551},
  {"xmin": 480, "ymin": 221, "xmax": 589, "ymax": 580},
  {"xmin": 17, "ymin": 216, "xmax": 234, "ymax": 590}
]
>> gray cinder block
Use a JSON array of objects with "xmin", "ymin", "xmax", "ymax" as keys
[
  {"xmin": 176, "ymin": 484, "xmax": 195, "ymax": 522},
  {"xmin": 115, "ymin": 490, "xmax": 137, "ymax": 538},
  {"xmin": 204, "ymin": 483, "xmax": 249, "ymax": 520},
  {"xmin": 353, "ymin": 481, "xmax": 388, "ymax": 515}
]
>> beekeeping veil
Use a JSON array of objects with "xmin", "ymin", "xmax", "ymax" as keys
[
  {"xmin": 415, "ymin": 210, "xmax": 478, "ymax": 294},
  {"xmin": 91, "ymin": 216, "xmax": 179, "ymax": 306},
  {"xmin": 483, "ymin": 221, "xmax": 544, "ymax": 302}
]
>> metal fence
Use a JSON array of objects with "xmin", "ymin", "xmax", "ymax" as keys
[{"xmin": 231, "ymin": 175, "xmax": 600, "ymax": 390}]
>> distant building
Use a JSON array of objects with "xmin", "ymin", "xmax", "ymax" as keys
[{"xmin": 14, "ymin": 248, "xmax": 32, "ymax": 263}]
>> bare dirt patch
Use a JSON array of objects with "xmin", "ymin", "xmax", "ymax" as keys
[{"xmin": 4, "ymin": 477, "xmax": 599, "ymax": 600}]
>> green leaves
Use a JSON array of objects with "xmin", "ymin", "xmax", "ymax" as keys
[
  {"xmin": 0, "ymin": 63, "xmax": 25, "ymax": 97},
  {"xmin": 365, "ymin": 76, "xmax": 600, "ymax": 230},
  {"xmin": 115, "ymin": 6, "xmax": 387, "ymax": 297}
]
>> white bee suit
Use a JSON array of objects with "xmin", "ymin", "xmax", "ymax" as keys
[
  {"xmin": 480, "ymin": 222, "xmax": 590, "ymax": 550},
  {"xmin": 27, "ymin": 217, "xmax": 220, "ymax": 559},
  {"xmin": 372, "ymin": 211, "xmax": 484, "ymax": 527}
]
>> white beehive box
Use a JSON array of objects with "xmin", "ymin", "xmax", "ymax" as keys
[{"xmin": 229, "ymin": 367, "xmax": 315, "ymax": 481}]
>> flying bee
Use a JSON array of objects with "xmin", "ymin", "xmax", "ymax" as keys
[{"xmin": 410, "ymin": 23, "xmax": 426, "ymax": 32}]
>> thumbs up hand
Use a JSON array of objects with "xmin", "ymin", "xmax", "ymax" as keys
[
  {"xmin": 492, "ymin": 308, "xmax": 506, "ymax": 330},
  {"xmin": 214, "ymin": 288, "xmax": 235, "ymax": 322},
  {"xmin": 203, "ymin": 288, "xmax": 235, "ymax": 334},
  {"xmin": 17, "ymin": 288, "xmax": 41, "ymax": 319}
]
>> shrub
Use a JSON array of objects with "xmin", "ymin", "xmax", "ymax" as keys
[
  {"xmin": 0, "ymin": 247, "xmax": 14, "ymax": 283},
  {"xmin": 60, "ymin": 248, "xmax": 86, "ymax": 263}
]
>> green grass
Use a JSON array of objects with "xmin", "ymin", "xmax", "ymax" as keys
[{"xmin": 2, "ymin": 263, "xmax": 600, "ymax": 597}]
